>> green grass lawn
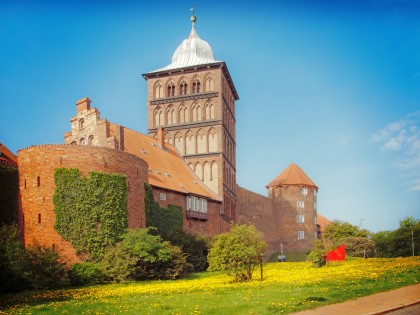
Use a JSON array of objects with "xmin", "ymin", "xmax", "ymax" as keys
[{"xmin": 1, "ymin": 257, "xmax": 419, "ymax": 314}]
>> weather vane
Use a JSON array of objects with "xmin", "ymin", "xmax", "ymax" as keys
[{"xmin": 190, "ymin": 4, "xmax": 196, "ymax": 24}]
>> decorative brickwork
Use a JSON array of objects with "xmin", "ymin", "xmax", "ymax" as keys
[{"xmin": 18, "ymin": 144, "xmax": 148, "ymax": 263}]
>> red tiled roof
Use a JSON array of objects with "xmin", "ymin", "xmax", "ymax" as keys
[
  {"xmin": 0, "ymin": 143, "xmax": 17, "ymax": 166},
  {"xmin": 266, "ymin": 163, "xmax": 318, "ymax": 189},
  {"xmin": 317, "ymin": 213, "xmax": 332, "ymax": 232},
  {"xmin": 121, "ymin": 127, "xmax": 221, "ymax": 202}
]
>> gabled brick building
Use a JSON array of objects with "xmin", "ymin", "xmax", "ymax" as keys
[{"xmin": 14, "ymin": 14, "xmax": 331, "ymax": 262}]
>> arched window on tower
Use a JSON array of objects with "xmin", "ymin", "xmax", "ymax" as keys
[
  {"xmin": 80, "ymin": 138, "xmax": 86, "ymax": 145},
  {"xmin": 192, "ymin": 78, "xmax": 201, "ymax": 94},
  {"xmin": 166, "ymin": 106, "xmax": 176, "ymax": 125},
  {"xmin": 205, "ymin": 76, "xmax": 214, "ymax": 91},
  {"xmin": 154, "ymin": 82, "xmax": 163, "ymax": 99},
  {"xmin": 180, "ymin": 80, "xmax": 188, "ymax": 96},
  {"xmin": 79, "ymin": 119, "xmax": 84, "ymax": 129},
  {"xmin": 88, "ymin": 135, "xmax": 94, "ymax": 146},
  {"xmin": 179, "ymin": 105, "xmax": 188, "ymax": 123},
  {"xmin": 167, "ymin": 81, "xmax": 175, "ymax": 97},
  {"xmin": 154, "ymin": 107, "xmax": 164, "ymax": 127}
]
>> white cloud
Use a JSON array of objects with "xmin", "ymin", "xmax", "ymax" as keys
[{"xmin": 371, "ymin": 111, "xmax": 420, "ymax": 191}]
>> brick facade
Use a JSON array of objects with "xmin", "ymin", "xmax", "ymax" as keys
[
  {"xmin": 143, "ymin": 63, "xmax": 238, "ymax": 223},
  {"xmin": 237, "ymin": 184, "xmax": 318, "ymax": 255},
  {"xmin": 18, "ymin": 144, "xmax": 148, "ymax": 263}
]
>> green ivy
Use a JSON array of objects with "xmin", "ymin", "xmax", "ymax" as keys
[
  {"xmin": 53, "ymin": 168, "xmax": 128, "ymax": 261},
  {"xmin": 0, "ymin": 166, "xmax": 19, "ymax": 225},
  {"xmin": 144, "ymin": 184, "xmax": 182, "ymax": 237}
]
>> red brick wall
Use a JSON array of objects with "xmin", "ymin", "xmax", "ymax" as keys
[
  {"xmin": 151, "ymin": 186, "xmax": 228, "ymax": 237},
  {"xmin": 236, "ymin": 185, "xmax": 280, "ymax": 256},
  {"xmin": 271, "ymin": 185, "xmax": 317, "ymax": 253},
  {"xmin": 18, "ymin": 144, "xmax": 148, "ymax": 263}
]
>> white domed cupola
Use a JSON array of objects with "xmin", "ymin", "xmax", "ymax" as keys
[{"xmin": 152, "ymin": 15, "xmax": 220, "ymax": 72}]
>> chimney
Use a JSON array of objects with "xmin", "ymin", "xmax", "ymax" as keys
[
  {"xmin": 157, "ymin": 127, "xmax": 165, "ymax": 149},
  {"xmin": 76, "ymin": 97, "xmax": 91, "ymax": 113}
]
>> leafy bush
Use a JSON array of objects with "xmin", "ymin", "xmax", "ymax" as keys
[
  {"xmin": 101, "ymin": 228, "xmax": 191, "ymax": 282},
  {"xmin": 26, "ymin": 245, "xmax": 69, "ymax": 289},
  {"xmin": 0, "ymin": 225, "xmax": 70, "ymax": 292},
  {"xmin": 341, "ymin": 237, "xmax": 375, "ymax": 258},
  {"xmin": 69, "ymin": 262, "xmax": 106, "ymax": 286},
  {"xmin": 164, "ymin": 228, "xmax": 209, "ymax": 271},
  {"xmin": 307, "ymin": 240, "xmax": 328, "ymax": 268},
  {"xmin": 0, "ymin": 224, "xmax": 32, "ymax": 293},
  {"xmin": 207, "ymin": 224, "xmax": 266, "ymax": 281},
  {"xmin": 101, "ymin": 242, "xmax": 137, "ymax": 282}
]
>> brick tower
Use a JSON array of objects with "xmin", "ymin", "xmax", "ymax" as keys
[
  {"xmin": 142, "ymin": 14, "xmax": 239, "ymax": 221},
  {"xmin": 267, "ymin": 163, "xmax": 319, "ymax": 252}
]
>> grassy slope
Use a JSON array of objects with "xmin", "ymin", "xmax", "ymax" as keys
[{"xmin": 1, "ymin": 257, "xmax": 419, "ymax": 314}]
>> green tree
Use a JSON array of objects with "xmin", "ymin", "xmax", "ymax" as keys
[
  {"xmin": 372, "ymin": 217, "xmax": 420, "ymax": 257},
  {"xmin": 207, "ymin": 224, "xmax": 266, "ymax": 281},
  {"xmin": 340, "ymin": 237, "xmax": 375, "ymax": 257},
  {"xmin": 323, "ymin": 220, "xmax": 370, "ymax": 247}
]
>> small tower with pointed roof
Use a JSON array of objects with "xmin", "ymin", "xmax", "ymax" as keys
[
  {"xmin": 267, "ymin": 163, "xmax": 319, "ymax": 252},
  {"xmin": 143, "ymin": 12, "xmax": 239, "ymax": 223}
]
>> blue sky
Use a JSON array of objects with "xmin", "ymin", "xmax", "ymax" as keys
[{"xmin": 1, "ymin": 0, "xmax": 419, "ymax": 232}]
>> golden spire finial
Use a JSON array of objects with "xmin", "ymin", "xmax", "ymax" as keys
[{"xmin": 190, "ymin": 4, "xmax": 196, "ymax": 25}]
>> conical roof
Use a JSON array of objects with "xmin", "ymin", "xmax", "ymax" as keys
[
  {"xmin": 150, "ymin": 16, "xmax": 220, "ymax": 73},
  {"xmin": 266, "ymin": 163, "xmax": 318, "ymax": 190}
]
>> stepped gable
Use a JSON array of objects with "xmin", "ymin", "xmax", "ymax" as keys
[
  {"xmin": 121, "ymin": 126, "xmax": 221, "ymax": 202},
  {"xmin": 266, "ymin": 163, "xmax": 318, "ymax": 190},
  {"xmin": 0, "ymin": 142, "xmax": 17, "ymax": 167}
]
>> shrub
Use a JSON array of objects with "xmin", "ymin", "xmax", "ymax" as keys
[
  {"xmin": 0, "ymin": 224, "xmax": 32, "ymax": 293},
  {"xmin": 164, "ymin": 228, "xmax": 209, "ymax": 271},
  {"xmin": 207, "ymin": 224, "xmax": 266, "ymax": 281},
  {"xmin": 101, "ymin": 242, "xmax": 137, "ymax": 282},
  {"xmin": 341, "ymin": 237, "xmax": 375, "ymax": 257},
  {"xmin": 307, "ymin": 239, "xmax": 328, "ymax": 268},
  {"xmin": 26, "ymin": 245, "xmax": 69, "ymax": 289},
  {"xmin": 69, "ymin": 262, "xmax": 106, "ymax": 286},
  {"xmin": 101, "ymin": 228, "xmax": 191, "ymax": 281}
]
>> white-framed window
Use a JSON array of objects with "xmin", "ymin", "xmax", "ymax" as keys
[
  {"xmin": 314, "ymin": 216, "xmax": 317, "ymax": 225},
  {"xmin": 314, "ymin": 202, "xmax": 317, "ymax": 209},
  {"xmin": 314, "ymin": 231, "xmax": 318, "ymax": 239},
  {"xmin": 160, "ymin": 193, "xmax": 166, "ymax": 201},
  {"xmin": 297, "ymin": 201, "xmax": 305, "ymax": 209},
  {"xmin": 301, "ymin": 188, "xmax": 308, "ymax": 196},
  {"xmin": 297, "ymin": 231, "xmax": 305, "ymax": 240},
  {"xmin": 313, "ymin": 189, "xmax": 317, "ymax": 197},
  {"xmin": 296, "ymin": 215, "xmax": 304, "ymax": 224},
  {"xmin": 187, "ymin": 196, "xmax": 208, "ymax": 213}
]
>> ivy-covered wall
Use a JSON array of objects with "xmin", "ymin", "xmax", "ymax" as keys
[
  {"xmin": 144, "ymin": 184, "xmax": 183, "ymax": 237},
  {"xmin": 53, "ymin": 168, "xmax": 128, "ymax": 261},
  {"xmin": 0, "ymin": 166, "xmax": 19, "ymax": 225}
]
